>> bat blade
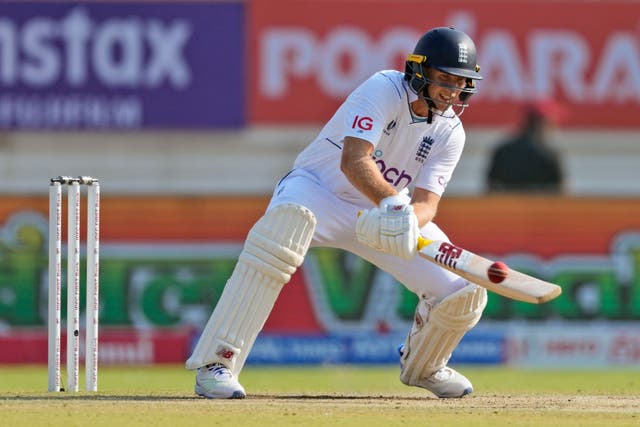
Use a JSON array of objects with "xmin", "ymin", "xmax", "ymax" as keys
[{"xmin": 417, "ymin": 237, "xmax": 561, "ymax": 304}]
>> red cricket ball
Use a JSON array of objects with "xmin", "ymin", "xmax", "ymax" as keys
[{"xmin": 488, "ymin": 261, "xmax": 509, "ymax": 283}]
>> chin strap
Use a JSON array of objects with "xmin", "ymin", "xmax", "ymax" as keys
[
  {"xmin": 422, "ymin": 96, "xmax": 435, "ymax": 124},
  {"xmin": 411, "ymin": 94, "xmax": 436, "ymax": 124},
  {"xmin": 419, "ymin": 91, "xmax": 436, "ymax": 124}
]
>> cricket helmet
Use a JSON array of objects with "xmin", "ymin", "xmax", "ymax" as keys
[{"xmin": 405, "ymin": 27, "xmax": 482, "ymax": 112}]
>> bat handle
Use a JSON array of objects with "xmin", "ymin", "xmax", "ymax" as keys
[{"xmin": 417, "ymin": 236, "xmax": 433, "ymax": 250}]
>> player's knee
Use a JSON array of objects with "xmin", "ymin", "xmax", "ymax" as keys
[
  {"xmin": 431, "ymin": 283, "xmax": 487, "ymax": 330},
  {"xmin": 239, "ymin": 203, "xmax": 316, "ymax": 283}
]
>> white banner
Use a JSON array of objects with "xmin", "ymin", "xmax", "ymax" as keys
[{"xmin": 499, "ymin": 322, "xmax": 640, "ymax": 367}]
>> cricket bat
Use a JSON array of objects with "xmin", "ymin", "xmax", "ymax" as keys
[{"xmin": 417, "ymin": 236, "xmax": 561, "ymax": 304}]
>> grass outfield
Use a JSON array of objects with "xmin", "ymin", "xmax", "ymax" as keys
[{"xmin": 0, "ymin": 365, "xmax": 639, "ymax": 426}]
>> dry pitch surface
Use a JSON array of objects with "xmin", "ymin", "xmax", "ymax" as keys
[{"xmin": 1, "ymin": 365, "xmax": 638, "ymax": 426}]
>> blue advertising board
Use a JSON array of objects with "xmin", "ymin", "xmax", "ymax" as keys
[
  {"xmin": 0, "ymin": 1, "xmax": 244, "ymax": 129},
  {"xmin": 247, "ymin": 332, "xmax": 505, "ymax": 365}
]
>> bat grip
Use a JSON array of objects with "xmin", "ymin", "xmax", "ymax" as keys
[{"xmin": 417, "ymin": 236, "xmax": 433, "ymax": 250}]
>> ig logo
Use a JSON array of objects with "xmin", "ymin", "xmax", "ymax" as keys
[{"xmin": 352, "ymin": 115, "xmax": 373, "ymax": 131}]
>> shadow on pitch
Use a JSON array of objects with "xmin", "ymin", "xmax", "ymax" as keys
[{"xmin": 4, "ymin": 393, "xmax": 434, "ymax": 401}]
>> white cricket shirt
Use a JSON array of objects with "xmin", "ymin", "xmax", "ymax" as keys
[{"xmin": 293, "ymin": 70, "xmax": 466, "ymax": 206}]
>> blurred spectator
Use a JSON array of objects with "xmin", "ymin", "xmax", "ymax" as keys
[{"xmin": 486, "ymin": 99, "xmax": 567, "ymax": 193}]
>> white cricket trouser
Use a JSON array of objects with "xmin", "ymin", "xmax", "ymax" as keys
[{"xmin": 268, "ymin": 169, "xmax": 467, "ymax": 301}]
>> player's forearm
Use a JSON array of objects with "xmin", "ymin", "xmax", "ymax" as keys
[
  {"xmin": 410, "ymin": 187, "xmax": 441, "ymax": 227},
  {"xmin": 411, "ymin": 201, "xmax": 437, "ymax": 227},
  {"xmin": 341, "ymin": 156, "xmax": 397, "ymax": 204},
  {"xmin": 341, "ymin": 138, "xmax": 398, "ymax": 205}
]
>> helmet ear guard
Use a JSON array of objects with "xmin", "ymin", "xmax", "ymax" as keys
[
  {"xmin": 404, "ymin": 54, "xmax": 429, "ymax": 95},
  {"xmin": 459, "ymin": 65, "xmax": 481, "ymax": 103},
  {"xmin": 458, "ymin": 82, "xmax": 473, "ymax": 103}
]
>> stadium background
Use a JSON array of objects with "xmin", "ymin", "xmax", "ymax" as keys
[{"xmin": 0, "ymin": 0, "xmax": 639, "ymax": 369}]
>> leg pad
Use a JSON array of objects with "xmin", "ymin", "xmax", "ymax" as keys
[
  {"xmin": 400, "ymin": 284, "xmax": 487, "ymax": 387},
  {"xmin": 185, "ymin": 204, "xmax": 316, "ymax": 372}
]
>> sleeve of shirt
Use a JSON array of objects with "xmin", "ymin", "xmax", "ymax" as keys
[
  {"xmin": 414, "ymin": 123, "xmax": 465, "ymax": 196},
  {"xmin": 340, "ymin": 72, "xmax": 403, "ymax": 146}
]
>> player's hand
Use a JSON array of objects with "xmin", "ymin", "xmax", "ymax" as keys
[
  {"xmin": 378, "ymin": 201, "xmax": 419, "ymax": 260},
  {"xmin": 355, "ymin": 208, "xmax": 382, "ymax": 250},
  {"xmin": 355, "ymin": 196, "xmax": 419, "ymax": 260}
]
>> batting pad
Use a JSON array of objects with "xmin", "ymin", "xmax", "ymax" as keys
[
  {"xmin": 185, "ymin": 203, "xmax": 316, "ymax": 373},
  {"xmin": 400, "ymin": 284, "xmax": 487, "ymax": 387}
]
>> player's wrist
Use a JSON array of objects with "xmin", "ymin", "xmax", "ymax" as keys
[{"xmin": 379, "ymin": 194, "xmax": 409, "ymax": 209}]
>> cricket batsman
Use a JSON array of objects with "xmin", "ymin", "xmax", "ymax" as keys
[{"xmin": 186, "ymin": 27, "xmax": 487, "ymax": 399}]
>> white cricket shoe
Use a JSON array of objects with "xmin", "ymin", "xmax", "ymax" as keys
[
  {"xmin": 397, "ymin": 344, "xmax": 472, "ymax": 398},
  {"xmin": 195, "ymin": 363, "xmax": 246, "ymax": 399},
  {"xmin": 408, "ymin": 366, "xmax": 474, "ymax": 398}
]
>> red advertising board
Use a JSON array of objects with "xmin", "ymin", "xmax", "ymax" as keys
[
  {"xmin": 249, "ymin": 0, "xmax": 640, "ymax": 128},
  {"xmin": 0, "ymin": 329, "xmax": 193, "ymax": 364}
]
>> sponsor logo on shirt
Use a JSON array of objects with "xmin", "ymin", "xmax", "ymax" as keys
[
  {"xmin": 373, "ymin": 155, "xmax": 413, "ymax": 187},
  {"xmin": 352, "ymin": 115, "xmax": 373, "ymax": 131}
]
